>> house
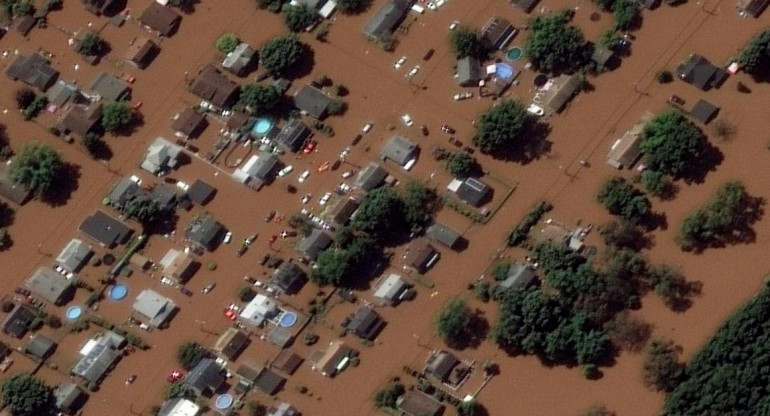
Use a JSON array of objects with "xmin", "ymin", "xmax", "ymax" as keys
[
  {"xmin": 240, "ymin": 294, "xmax": 281, "ymax": 327},
  {"xmin": 534, "ymin": 74, "xmax": 581, "ymax": 114},
  {"xmin": 79, "ymin": 211, "xmax": 133, "ymax": 248},
  {"xmin": 57, "ymin": 102, "xmax": 102, "ymax": 138},
  {"xmin": 426, "ymin": 223, "xmax": 461, "ymax": 249},
  {"xmin": 185, "ymin": 215, "xmax": 225, "ymax": 252},
  {"xmin": 267, "ymin": 402, "xmax": 300, "ymax": 416},
  {"xmin": 606, "ymin": 113, "xmax": 653, "ymax": 169},
  {"xmin": 106, "ymin": 177, "xmax": 140, "ymax": 208},
  {"xmin": 159, "ymin": 249, "xmax": 198, "ymax": 283},
  {"xmin": 89, "ymin": 72, "xmax": 131, "ymax": 102},
  {"xmin": 124, "ymin": 37, "xmax": 158, "ymax": 69},
  {"xmin": 1, "ymin": 304, "xmax": 36, "ymax": 338},
  {"xmin": 139, "ymin": 2, "xmax": 181, "ymax": 37},
  {"xmin": 46, "ymin": 80, "xmax": 82, "ymax": 107},
  {"xmin": 82, "ymin": 0, "xmax": 121, "ymax": 16},
  {"xmin": 324, "ymin": 197, "xmax": 359, "ymax": 228},
  {"xmin": 213, "ymin": 328, "xmax": 250, "ymax": 361},
  {"xmin": 72, "ymin": 331, "xmax": 125, "ymax": 384},
  {"xmin": 140, "ymin": 137, "xmax": 183, "ymax": 174},
  {"xmin": 0, "ymin": 165, "xmax": 31, "ymax": 206},
  {"xmin": 185, "ymin": 179, "xmax": 216, "ymax": 205},
  {"xmin": 25, "ymin": 334, "xmax": 56, "ymax": 360},
  {"xmin": 397, "ymin": 390, "xmax": 445, "ymax": 416},
  {"xmin": 236, "ymin": 364, "xmax": 263, "ymax": 385},
  {"xmin": 344, "ymin": 305, "xmax": 385, "ymax": 341},
  {"xmin": 480, "ymin": 16, "xmax": 517, "ymax": 50},
  {"xmin": 253, "ymin": 367, "xmax": 286, "ymax": 395},
  {"xmin": 293, "ymin": 85, "xmax": 333, "ymax": 119},
  {"xmin": 591, "ymin": 44, "xmax": 615, "ymax": 72},
  {"xmin": 448, "ymin": 177, "xmax": 491, "ymax": 207},
  {"xmin": 130, "ymin": 253, "xmax": 152, "ymax": 271},
  {"xmin": 275, "ymin": 119, "xmax": 312, "ymax": 153},
  {"xmin": 270, "ymin": 262, "xmax": 307, "ymax": 294},
  {"xmin": 457, "ymin": 57, "xmax": 482, "ymax": 87},
  {"xmin": 222, "ymin": 42, "xmax": 256, "ymax": 76},
  {"xmin": 511, "ymin": 0, "xmax": 541, "ymax": 12},
  {"xmin": 171, "ymin": 108, "xmax": 207, "ymax": 140},
  {"xmin": 5, "ymin": 53, "xmax": 59, "ymax": 91},
  {"xmin": 55, "ymin": 239, "xmax": 93, "ymax": 273},
  {"xmin": 676, "ymin": 54, "xmax": 727, "ymax": 91},
  {"xmin": 689, "ymin": 99, "xmax": 719, "ymax": 125},
  {"xmin": 185, "ymin": 358, "xmax": 225, "ymax": 396},
  {"xmin": 54, "ymin": 382, "xmax": 86, "ymax": 415},
  {"xmin": 132, "ymin": 289, "xmax": 177, "ymax": 328},
  {"xmin": 373, "ymin": 273, "xmax": 411, "ymax": 306},
  {"xmin": 310, "ymin": 340, "xmax": 353, "ymax": 377},
  {"xmin": 737, "ymin": 0, "xmax": 769, "ymax": 16},
  {"xmin": 425, "ymin": 350, "xmax": 470, "ymax": 387},
  {"xmin": 158, "ymin": 398, "xmax": 200, "ymax": 416},
  {"xmin": 496, "ymin": 264, "xmax": 536, "ymax": 293},
  {"xmin": 380, "ymin": 135, "xmax": 417, "ymax": 167},
  {"xmin": 232, "ymin": 152, "xmax": 279, "ymax": 186},
  {"xmin": 25, "ymin": 267, "xmax": 74, "ymax": 305},
  {"xmin": 149, "ymin": 185, "xmax": 178, "ymax": 211},
  {"xmin": 295, "ymin": 229, "xmax": 332, "ymax": 261},
  {"xmin": 362, "ymin": 0, "xmax": 411, "ymax": 41},
  {"xmin": 189, "ymin": 65, "xmax": 239, "ymax": 110},
  {"xmin": 353, "ymin": 162, "xmax": 388, "ymax": 191},
  {"xmin": 402, "ymin": 238, "xmax": 439, "ymax": 274},
  {"xmin": 271, "ymin": 350, "xmax": 303, "ymax": 375}
]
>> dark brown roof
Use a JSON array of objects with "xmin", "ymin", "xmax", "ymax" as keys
[
  {"xmin": 403, "ymin": 238, "xmax": 438, "ymax": 274},
  {"xmin": 124, "ymin": 38, "xmax": 157, "ymax": 68},
  {"xmin": 57, "ymin": 102, "xmax": 102, "ymax": 137},
  {"xmin": 398, "ymin": 390, "xmax": 444, "ymax": 416},
  {"xmin": 272, "ymin": 350, "xmax": 303, "ymax": 375},
  {"xmin": 138, "ymin": 3, "xmax": 181, "ymax": 37},
  {"xmin": 189, "ymin": 65, "xmax": 239, "ymax": 109},
  {"xmin": 171, "ymin": 108, "xmax": 206, "ymax": 137}
]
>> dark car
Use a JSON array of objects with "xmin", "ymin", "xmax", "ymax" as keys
[
  {"xmin": 668, "ymin": 95, "xmax": 685, "ymax": 106},
  {"xmin": 420, "ymin": 125, "xmax": 429, "ymax": 136},
  {"xmin": 180, "ymin": 287, "xmax": 193, "ymax": 297},
  {"xmin": 351, "ymin": 134, "xmax": 362, "ymax": 146},
  {"xmin": 441, "ymin": 124, "xmax": 456, "ymax": 134},
  {"xmin": 463, "ymin": 146, "xmax": 475, "ymax": 154},
  {"xmin": 423, "ymin": 49, "xmax": 435, "ymax": 61},
  {"xmin": 264, "ymin": 211, "xmax": 276, "ymax": 223}
]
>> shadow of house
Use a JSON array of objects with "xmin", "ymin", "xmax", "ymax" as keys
[
  {"xmin": 222, "ymin": 42, "xmax": 256, "ymax": 77},
  {"xmin": 295, "ymin": 229, "xmax": 332, "ymax": 262},
  {"xmin": 397, "ymin": 390, "xmax": 445, "ymax": 416},
  {"xmin": 82, "ymin": 0, "xmax": 123, "ymax": 16},
  {"xmin": 88, "ymin": 72, "xmax": 131, "ymax": 102},
  {"xmin": 362, "ymin": 0, "xmax": 411, "ymax": 42},
  {"xmin": 184, "ymin": 358, "xmax": 225, "ymax": 397},
  {"xmin": 676, "ymin": 54, "xmax": 727, "ymax": 91},
  {"xmin": 138, "ymin": 2, "xmax": 181, "ymax": 37},
  {"xmin": 185, "ymin": 179, "xmax": 216, "ymax": 206},
  {"xmin": 132, "ymin": 289, "xmax": 177, "ymax": 328},
  {"xmin": 457, "ymin": 57, "xmax": 481, "ymax": 87},
  {"xmin": 736, "ymin": 0, "xmax": 770, "ymax": 17},
  {"xmin": 511, "ymin": 0, "xmax": 541, "ymax": 12},
  {"xmin": 140, "ymin": 137, "xmax": 183, "ymax": 175},
  {"xmin": 233, "ymin": 152, "xmax": 280, "ymax": 188},
  {"xmin": 426, "ymin": 222, "xmax": 462, "ymax": 250},
  {"xmin": 189, "ymin": 65, "xmax": 240, "ymax": 111},
  {"xmin": 185, "ymin": 215, "xmax": 225, "ymax": 252},
  {"xmin": 1, "ymin": 304, "xmax": 36, "ymax": 338},
  {"xmin": 479, "ymin": 16, "xmax": 517, "ymax": 51},
  {"xmin": 448, "ymin": 177, "xmax": 492, "ymax": 207},
  {"xmin": 344, "ymin": 305, "xmax": 385, "ymax": 341},
  {"xmin": 213, "ymin": 328, "xmax": 250, "ymax": 361},
  {"xmin": 171, "ymin": 108, "xmax": 207, "ymax": 140},
  {"xmin": 353, "ymin": 162, "xmax": 388, "ymax": 192},
  {"xmin": 25, "ymin": 334, "xmax": 57, "ymax": 360},
  {"xmin": 57, "ymin": 101, "xmax": 102, "ymax": 139},
  {"xmin": 607, "ymin": 112, "xmax": 653, "ymax": 169},
  {"xmin": 54, "ymin": 382, "xmax": 87, "ymax": 415},
  {"xmin": 373, "ymin": 273, "xmax": 412, "ymax": 306},
  {"xmin": 402, "ymin": 238, "xmax": 439, "ymax": 274},
  {"xmin": 55, "ymin": 239, "xmax": 93, "ymax": 274},
  {"xmin": 124, "ymin": 37, "xmax": 158, "ymax": 69},
  {"xmin": 689, "ymin": 99, "xmax": 719, "ymax": 125},
  {"xmin": 71, "ymin": 331, "xmax": 126, "ymax": 385},
  {"xmin": 270, "ymin": 262, "xmax": 307, "ymax": 295},
  {"xmin": 0, "ymin": 165, "xmax": 32, "ymax": 206},
  {"xmin": 293, "ymin": 85, "xmax": 333, "ymax": 120},
  {"xmin": 79, "ymin": 211, "xmax": 134, "ymax": 248},
  {"xmin": 25, "ymin": 267, "xmax": 74, "ymax": 306},
  {"xmin": 275, "ymin": 119, "xmax": 312, "ymax": 153},
  {"xmin": 5, "ymin": 53, "xmax": 59, "ymax": 91}
]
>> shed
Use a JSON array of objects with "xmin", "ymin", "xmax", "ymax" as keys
[
  {"xmin": 689, "ymin": 99, "xmax": 719, "ymax": 125},
  {"xmin": 293, "ymin": 85, "xmax": 333, "ymax": 119},
  {"xmin": 139, "ymin": 2, "xmax": 181, "ymax": 37},
  {"xmin": 25, "ymin": 267, "xmax": 74, "ymax": 305},
  {"xmin": 380, "ymin": 135, "xmax": 417, "ymax": 166},
  {"xmin": 16, "ymin": 15, "xmax": 36, "ymax": 36},
  {"xmin": 55, "ymin": 239, "xmax": 93, "ymax": 273},
  {"xmin": 426, "ymin": 223, "xmax": 461, "ymax": 249},
  {"xmin": 272, "ymin": 350, "xmax": 303, "ymax": 375},
  {"xmin": 456, "ymin": 57, "xmax": 481, "ymax": 87},
  {"xmin": 186, "ymin": 180, "xmax": 216, "ymax": 205},
  {"xmin": 124, "ymin": 37, "xmax": 157, "ymax": 69},
  {"xmin": 25, "ymin": 334, "xmax": 57, "ymax": 359},
  {"xmin": 89, "ymin": 72, "xmax": 131, "ymax": 102},
  {"xmin": 5, "ymin": 53, "xmax": 59, "ymax": 91},
  {"xmin": 171, "ymin": 108, "xmax": 207, "ymax": 139}
]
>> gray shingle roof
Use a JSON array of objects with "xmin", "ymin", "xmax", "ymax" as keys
[
  {"xmin": 353, "ymin": 162, "xmax": 388, "ymax": 191},
  {"xmin": 25, "ymin": 334, "xmax": 57, "ymax": 359},
  {"xmin": 55, "ymin": 239, "xmax": 93, "ymax": 273},
  {"xmin": 293, "ymin": 85, "xmax": 332, "ymax": 119},
  {"xmin": 89, "ymin": 72, "xmax": 130, "ymax": 102},
  {"xmin": 380, "ymin": 135, "xmax": 417, "ymax": 166},
  {"xmin": 25, "ymin": 267, "xmax": 73, "ymax": 305},
  {"xmin": 275, "ymin": 119, "xmax": 311, "ymax": 153},
  {"xmin": 295, "ymin": 229, "xmax": 332, "ymax": 261},
  {"xmin": 426, "ymin": 223, "xmax": 461, "ymax": 249},
  {"xmin": 133, "ymin": 289, "xmax": 176, "ymax": 327},
  {"xmin": 79, "ymin": 210, "xmax": 133, "ymax": 248},
  {"xmin": 185, "ymin": 358, "xmax": 225, "ymax": 395},
  {"xmin": 362, "ymin": 0, "xmax": 411, "ymax": 40},
  {"xmin": 457, "ymin": 57, "xmax": 481, "ymax": 87},
  {"xmin": 5, "ymin": 53, "xmax": 59, "ymax": 91}
]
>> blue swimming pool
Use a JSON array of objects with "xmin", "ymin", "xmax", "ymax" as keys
[
  {"xmin": 66, "ymin": 306, "xmax": 83, "ymax": 320},
  {"xmin": 279, "ymin": 312, "xmax": 298, "ymax": 328},
  {"xmin": 109, "ymin": 284, "xmax": 128, "ymax": 301},
  {"xmin": 214, "ymin": 394, "xmax": 233, "ymax": 410},
  {"xmin": 252, "ymin": 118, "xmax": 273, "ymax": 137},
  {"xmin": 506, "ymin": 47, "xmax": 523, "ymax": 61},
  {"xmin": 496, "ymin": 63, "xmax": 515, "ymax": 80}
]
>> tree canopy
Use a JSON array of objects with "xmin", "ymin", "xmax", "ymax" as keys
[
  {"xmin": 524, "ymin": 10, "xmax": 587, "ymax": 74},
  {"xmin": 399, "ymin": 181, "xmax": 438, "ymax": 230},
  {"xmin": 257, "ymin": 0, "xmax": 285, "ymax": 12},
  {"xmin": 282, "ymin": 4, "xmax": 317, "ymax": 32},
  {"xmin": 612, "ymin": 0, "xmax": 638, "ymax": 31},
  {"xmin": 351, "ymin": 187, "xmax": 404, "ymax": 237},
  {"xmin": 215, "ymin": 33, "xmax": 240, "ymax": 54},
  {"xmin": 435, "ymin": 298, "xmax": 472, "ymax": 347},
  {"xmin": 643, "ymin": 339, "xmax": 683, "ymax": 392},
  {"xmin": 446, "ymin": 152, "xmax": 475, "ymax": 179},
  {"xmin": 260, "ymin": 35, "xmax": 305, "ymax": 76},
  {"xmin": 596, "ymin": 177, "xmax": 650, "ymax": 222},
  {"xmin": 9, "ymin": 142, "xmax": 61, "ymax": 197},
  {"xmin": 237, "ymin": 84, "xmax": 281, "ymax": 115},
  {"xmin": 473, "ymin": 99, "xmax": 530, "ymax": 154},
  {"xmin": 449, "ymin": 26, "xmax": 485, "ymax": 59},
  {"xmin": 373, "ymin": 382, "xmax": 404, "ymax": 409},
  {"xmin": 122, "ymin": 195, "xmax": 161, "ymax": 225},
  {"xmin": 640, "ymin": 111, "xmax": 706, "ymax": 178},
  {"xmin": 176, "ymin": 342, "xmax": 206, "ymax": 370},
  {"xmin": 101, "ymin": 101, "xmax": 134, "ymax": 133},
  {"xmin": 312, "ymin": 248, "xmax": 349, "ymax": 286},
  {"xmin": 1, "ymin": 374, "xmax": 54, "ymax": 416},
  {"xmin": 76, "ymin": 32, "xmax": 104, "ymax": 57},
  {"xmin": 737, "ymin": 30, "xmax": 770, "ymax": 75}
]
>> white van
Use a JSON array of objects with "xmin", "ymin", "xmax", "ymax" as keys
[{"xmin": 403, "ymin": 159, "xmax": 417, "ymax": 171}]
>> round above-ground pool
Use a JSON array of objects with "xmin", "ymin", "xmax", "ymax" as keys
[
  {"xmin": 214, "ymin": 394, "xmax": 233, "ymax": 410},
  {"xmin": 66, "ymin": 306, "xmax": 83, "ymax": 320},
  {"xmin": 252, "ymin": 118, "xmax": 273, "ymax": 137},
  {"xmin": 495, "ymin": 62, "xmax": 514, "ymax": 80},
  {"xmin": 506, "ymin": 47, "xmax": 523, "ymax": 61},
  {"xmin": 109, "ymin": 284, "xmax": 128, "ymax": 301},
  {"xmin": 279, "ymin": 311, "xmax": 298, "ymax": 328}
]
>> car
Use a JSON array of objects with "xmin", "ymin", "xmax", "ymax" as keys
[
  {"xmin": 362, "ymin": 123, "xmax": 373, "ymax": 133},
  {"xmin": 280, "ymin": 230, "xmax": 298, "ymax": 238},
  {"xmin": 264, "ymin": 210, "xmax": 276, "ymax": 222},
  {"xmin": 319, "ymin": 192, "xmax": 332, "ymax": 206},
  {"xmin": 278, "ymin": 165, "xmax": 294, "ymax": 177},
  {"xmin": 341, "ymin": 170, "xmax": 354, "ymax": 179},
  {"xmin": 407, "ymin": 65, "xmax": 420, "ymax": 77},
  {"xmin": 423, "ymin": 49, "xmax": 435, "ymax": 61},
  {"xmin": 394, "ymin": 56, "xmax": 406, "ymax": 69},
  {"xmin": 339, "ymin": 147, "xmax": 350, "ymax": 160},
  {"xmin": 301, "ymin": 193, "xmax": 312, "ymax": 204},
  {"xmin": 338, "ymin": 183, "xmax": 351, "ymax": 193},
  {"xmin": 160, "ymin": 277, "xmax": 173, "ymax": 286},
  {"xmin": 401, "ymin": 114, "xmax": 413, "ymax": 127},
  {"xmin": 453, "ymin": 92, "xmax": 473, "ymax": 101},
  {"xmin": 302, "ymin": 141, "xmax": 316, "ymax": 154},
  {"xmin": 420, "ymin": 125, "xmax": 429, "ymax": 136},
  {"xmin": 449, "ymin": 20, "xmax": 459, "ymax": 30},
  {"xmin": 223, "ymin": 231, "xmax": 233, "ymax": 244},
  {"xmin": 403, "ymin": 159, "xmax": 417, "ymax": 171},
  {"xmin": 168, "ymin": 370, "xmax": 183, "ymax": 383},
  {"xmin": 202, "ymin": 283, "xmax": 216, "ymax": 294},
  {"xmin": 668, "ymin": 95, "xmax": 685, "ymax": 106},
  {"xmin": 441, "ymin": 124, "xmax": 456, "ymax": 134},
  {"xmin": 129, "ymin": 175, "xmax": 142, "ymax": 185},
  {"xmin": 527, "ymin": 104, "xmax": 545, "ymax": 116},
  {"xmin": 180, "ymin": 287, "xmax": 193, "ymax": 297},
  {"xmin": 236, "ymin": 243, "xmax": 248, "ymax": 257},
  {"xmin": 298, "ymin": 170, "xmax": 310, "ymax": 183},
  {"xmin": 125, "ymin": 375, "xmax": 136, "ymax": 385},
  {"xmin": 245, "ymin": 234, "xmax": 257, "ymax": 245},
  {"xmin": 260, "ymin": 253, "xmax": 271, "ymax": 266},
  {"xmin": 351, "ymin": 134, "xmax": 363, "ymax": 146}
]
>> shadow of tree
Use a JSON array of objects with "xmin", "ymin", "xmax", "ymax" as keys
[{"xmin": 42, "ymin": 162, "xmax": 80, "ymax": 207}]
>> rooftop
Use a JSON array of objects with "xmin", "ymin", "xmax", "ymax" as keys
[{"xmin": 139, "ymin": 2, "xmax": 181, "ymax": 37}]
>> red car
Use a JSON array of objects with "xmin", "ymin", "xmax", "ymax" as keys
[{"xmin": 303, "ymin": 141, "xmax": 316, "ymax": 154}]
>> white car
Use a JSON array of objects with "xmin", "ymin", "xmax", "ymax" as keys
[
  {"xmin": 341, "ymin": 170, "xmax": 354, "ymax": 179},
  {"xmin": 129, "ymin": 175, "xmax": 142, "ymax": 185},
  {"xmin": 339, "ymin": 147, "xmax": 350, "ymax": 160},
  {"xmin": 338, "ymin": 183, "xmax": 351, "ymax": 193},
  {"xmin": 298, "ymin": 170, "xmax": 310, "ymax": 183},
  {"xmin": 403, "ymin": 159, "xmax": 417, "ymax": 171},
  {"xmin": 319, "ymin": 192, "xmax": 332, "ymax": 206},
  {"xmin": 407, "ymin": 65, "xmax": 420, "ymax": 77},
  {"xmin": 301, "ymin": 193, "xmax": 312, "ymax": 204},
  {"xmin": 362, "ymin": 122, "xmax": 373, "ymax": 133},
  {"xmin": 449, "ymin": 21, "xmax": 459, "ymax": 30},
  {"xmin": 278, "ymin": 165, "xmax": 294, "ymax": 177},
  {"xmin": 394, "ymin": 56, "xmax": 406, "ymax": 69},
  {"xmin": 527, "ymin": 104, "xmax": 545, "ymax": 116},
  {"xmin": 401, "ymin": 114, "xmax": 413, "ymax": 127},
  {"xmin": 453, "ymin": 92, "xmax": 473, "ymax": 101},
  {"xmin": 223, "ymin": 231, "xmax": 233, "ymax": 244}
]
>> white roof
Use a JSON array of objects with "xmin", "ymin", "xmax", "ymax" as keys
[
  {"xmin": 319, "ymin": 0, "xmax": 337, "ymax": 17},
  {"xmin": 79, "ymin": 339, "xmax": 99, "ymax": 356},
  {"xmin": 374, "ymin": 273, "xmax": 407, "ymax": 301},
  {"xmin": 239, "ymin": 294, "xmax": 278, "ymax": 326},
  {"xmin": 446, "ymin": 178, "xmax": 463, "ymax": 192},
  {"xmin": 165, "ymin": 399, "xmax": 200, "ymax": 416},
  {"xmin": 159, "ymin": 249, "xmax": 181, "ymax": 269},
  {"xmin": 233, "ymin": 154, "xmax": 259, "ymax": 183}
]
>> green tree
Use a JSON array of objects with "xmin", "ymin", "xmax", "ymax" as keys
[
  {"xmin": 282, "ymin": 4, "xmax": 317, "ymax": 32},
  {"xmin": 9, "ymin": 142, "xmax": 61, "ymax": 197},
  {"xmin": 81, "ymin": 132, "xmax": 103, "ymax": 158},
  {"xmin": 260, "ymin": 34, "xmax": 305, "ymax": 76},
  {"xmin": 473, "ymin": 99, "xmax": 530, "ymax": 154},
  {"xmin": 373, "ymin": 382, "xmax": 404, "ymax": 408},
  {"xmin": 647, "ymin": 264, "xmax": 700, "ymax": 310},
  {"xmin": 14, "ymin": 88, "xmax": 35, "ymax": 109},
  {"xmin": 168, "ymin": 0, "xmax": 194, "ymax": 9},
  {"xmin": 524, "ymin": 10, "xmax": 587, "ymax": 74},
  {"xmin": 596, "ymin": 177, "xmax": 650, "ymax": 221},
  {"xmin": 76, "ymin": 32, "xmax": 105, "ymax": 57},
  {"xmin": 446, "ymin": 152, "xmax": 475, "ymax": 178},
  {"xmin": 598, "ymin": 220, "xmax": 646, "ymax": 250},
  {"xmin": 435, "ymin": 298, "xmax": 472, "ymax": 347},
  {"xmin": 336, "ymin": 0, "xmax": 370, "ymax": 13},
  {"xmin": 640, "ymin": 110, "xmax": 706, "ymax": 177},
  {"xmin": 237, "ymin": 84, "xmax": 281, "ymax": 114},
  {"xmin": 457, "ymin": 400, "xmax": 485, "ymax": 416},
  {"xmin": 599, "ymin": 29, "xmax": 621, "ymax": 51},
  {"xmin": 1, "ymin": 374, "xmax": 54, "ymax": 416},
  {"xmin": 0, "ymin": 228, "xmax": 8, "ymax": 250},
  {"xmin": 643, "ymin": 339, "xmax": 683, "ymax": 392},
  {"xmin": 101, "ymin": 101, "xmax": 134, "ymax": 133},
  {"xmin": 640, "ymin": 170, "xmax": 668, "ymax": 197},
  {"xmin": 257, "ymin": 0, "xmax": 286, "ymax": 12},
  {"xmin": 352, "ymin": 187, "xmax": 404, "ymax": 237},
  {"xmin": 12, "ymin": 1, "xmax": 32, "ymax": 16},
  {"xmin": 737, "ymin": 30, "xmax": 770, "ymax": 75},
  {"xmin": 603, "ymin": 311, "xmax": 651, "ymax": 352},
  {"xmin": 165, "ymin": 382, "xmax": 195, "ymax": 400},
  {"xmin": 612, "ymin": 0, "xmax": 638, "ymax": 30},
  {"xmin": 400, "ymin": 181, "xmax": 438, "ymax": 230},
  {"xmin": 312, "ymin": 248, "xmax": 349, "ymax": 286},
  {"xmin": 449, "ymin": 26, "xmax": 484, "ymax": 59},
  {"xmin": 176, "ymin": 342, "xmax": 206, "ymax": 370},
  {"xmin": 122, "ymin": 195, "xmax": 161, "ymax": 225},
  {"xmin": 215, "ymin": 33, "xmax": 240, "ymax": 54}
]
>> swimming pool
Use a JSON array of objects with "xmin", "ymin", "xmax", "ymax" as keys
[
  {"xmin": 214, "ymin": 394, "xmax": 233, "ymax": 410},
  {"xmin": 279, "ymin": 311, "xmax": 298, "ymax": 328},
  {"xmin": 506, "ymin": 47, "xmax": 523, "ymax": 61},
  {"xmin": 109, "ymin": 284, "xmax": 128, "ymax": 301},
  {"xmin": 66, "ymin": 306, "xmax": 83, "ymax": 320},
  {"xmin": 252, "ymin": 118, "xmax": 273, "ymax": 137},
  {"xmin": 496, "ymin": 63, "xmax": 515, "ymax": 80}
]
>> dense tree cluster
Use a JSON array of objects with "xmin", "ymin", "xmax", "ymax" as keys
[
  {"xmin": 737, "ymin": 30, "xmax": 770, "ymax": 75},
  {"xmin": 506, "ymin": 201, "xmax": 552, "ymax": 247},
  {"xmin": 121, "ymin": 195, "xmax": 161, "ymax": 225},
  {"xmin": 257, "ymin": 0, "xmax": 285, "ymax": 12},
  {"xmin": 176, "ymin": 342, "xmax": 207, "ymax": 370},
  {"xmin": 260, "ymin": 35, "xmax": 305, "ymax": 76},
  {"xmin": 237, "ymin": 84, "xmax": 282, "ymax": 115},
  {"xmin": 445, "ymin": 152, "xmax": 475, "ymax": 179},
  {"xmin": 435, "ymin": 298, "xmax": 472, "ymax": 348},
  {"xmin": 101, "ymin": 101, "xmax": 134, "ymax": 133},
  {"xmin": 76, "ymin": 32, "xmax": 105, "ymax": 57},
  {"xmin": 449, "ymin": 26, "xmax": 485, "ymax": 59},
  {"xmin": 596, "ymin": 177, "xmax": 650, "ymax": 222},
  {"xmin": 9, "ymin": 142, "xmax": 62, "ymax": 198},
  {"xmin": 640, "ymin": 111, "xmax": 706, "ymax": 178},
  {"xmin": 678, "ymin": 181, "xmax": 763, "ymax": 251},
  {"xmin": 1, "ymin": 374, "xmax": 54, "ymax": 416},
  {"xmin": 598, "ymin": 220, "xmax": 647, "ymax": 251},
  {"xmin": 282, "ymin": 4, "xmax": 317, "ymax": 32},
  {"xmin": 473, "ymin": 99, "xmax": 531, "ymax": 154},
  {"xmin": 524, "ymin": 10, "xmax": 587, "ymax": 74},
  {"xmin": 643, "ymin": 339, "xmax": 683, "ymax": 392}
]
